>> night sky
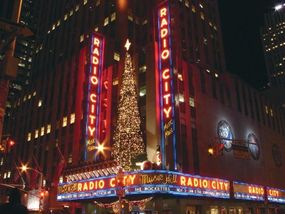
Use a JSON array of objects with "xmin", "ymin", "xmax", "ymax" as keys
[{"xmin": 218, "ymin": 0, "xmax": 276, "ymax": 89}]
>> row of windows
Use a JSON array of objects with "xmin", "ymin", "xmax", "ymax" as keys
[
  {"xmin": 47, "ymin": 0, "xmax": 100, "ymax": 34},
  {"xmin": 200, "ymin": 71, "xmax": 285, "ymax": 135},
  {"xmin": 26, "ymin": 113, "xmax": 75, "ymax": 141},
  {"xmin": 2, "ymin": 171, "xmax": 11, "ymax": 180}
]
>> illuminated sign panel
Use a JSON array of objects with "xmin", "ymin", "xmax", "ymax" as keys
[
  {"xmin": 267, "ymin": 187, "xmax": 285, "ymax": 204},
  {"xmin": 233, "ymin": 181, "xmax": 265, "ymax": 201},
  {"xmin": 57, "ymin": 171, "xmax": 230, "ymax": 201},
  {"xmin": 84, "ymin": 33, "xmax": 105, "ymax": 160},
  {"xmin": 156, "ymin": 1, "xmax": 177, "ymax": 169}
]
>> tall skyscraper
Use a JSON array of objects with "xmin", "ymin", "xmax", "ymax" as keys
[
  {"xmin": 1, "ymin": 0, "xmax": 285, "ymax": 213},
  {"xmin": 4, "ymin": 0, "xmax": 39, "ymax": 120},
  {"xmin": 261, "ymin": 3, "xmax": 285, "ymax": 107}
]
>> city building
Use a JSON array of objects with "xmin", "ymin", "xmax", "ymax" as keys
[
  {"xmin": 261, "ymin": 3, "xmax": 285, "ymax": 108},
  {"xmin": 1, "ymin": 0, "xmax": 285, "ymax": 213},
  {"xmin": 0, "ymin": 0, "xmax": 39, "ymax": 143},
  {"xmin": 3, "ymin": 0, "xmax": 39, "ymax": 124}
]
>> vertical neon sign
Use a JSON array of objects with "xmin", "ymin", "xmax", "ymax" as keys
[
  {"xmin": 84, "ymin": 33, "xmax": 105, "ymax": 161},
  {"xmin": 157, "ymin": 1, "xmax": 177, "ymax": 170}
]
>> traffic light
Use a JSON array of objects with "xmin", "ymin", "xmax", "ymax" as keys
[
  {"xmin": 8, "ymin": 139, "xmax": 15, "ymax": 147},
  {"xmin": 7, "ymin": 138, "xmax": 15, "ymax": 152}
]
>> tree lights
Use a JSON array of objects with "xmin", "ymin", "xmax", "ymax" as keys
[{"xmin": 112, "ymin": 40, "xmax": 145, "ymax": 171}]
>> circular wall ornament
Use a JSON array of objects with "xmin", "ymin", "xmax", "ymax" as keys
[
  {"xmin": 272, "ymin": 144, "xmax": 282, "ymax": 167},
  {"xmin": 217, "ymin": 120, "xmax": 233, "ymax": 151},
  {"xmin": 247, "ymin": 133, "xmax": 260, "ymax": 160}
]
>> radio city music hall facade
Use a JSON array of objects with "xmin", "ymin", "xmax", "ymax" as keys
[{"xmin": 1, "ymin": 0, "xmax": 285, "ymax": 213}]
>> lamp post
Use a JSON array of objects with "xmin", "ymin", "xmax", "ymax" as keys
[
  {"xmin": 20, "ymin": 164, "xmax": 45, "ymax": 211},
  {"xmin": 20, "ymin": 164, "xmax": 43, "ymax": 189}
]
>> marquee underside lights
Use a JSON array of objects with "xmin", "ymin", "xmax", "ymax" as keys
[
  {"xmin": 84, "ymin": 33, "xmax": 105, "ymax": 161},
  {"xmin": 156, "ymin": 1, "xmax": 177, "ymax": 169},
  {"xmin": 233, "ymin": 182, "xmax": 265, "ymax": 201},
  {"xmin": 57, "ymin": 170, "xmax": 285, "ymax": 204},
  {"xmin": 57, "ymin": 170, "xmax": 230, "ymax": 201}
]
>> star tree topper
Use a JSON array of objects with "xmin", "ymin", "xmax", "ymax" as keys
[{"xmin": 124, "ymin": 39, "xmax": 131, "ymax": 51}]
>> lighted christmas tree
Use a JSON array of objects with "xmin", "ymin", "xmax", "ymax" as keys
[{"xmin": 113, "ymin": 40, "xmax": 145, "ymax": 171}]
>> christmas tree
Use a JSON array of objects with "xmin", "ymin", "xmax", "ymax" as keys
[{"xmin": 113, "ymin": 40, "xmax": 145, "ymax": 171}]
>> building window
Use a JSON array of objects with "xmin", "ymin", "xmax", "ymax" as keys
[
  {"xmin": 189, "ymin": 97, "xmax": 195, "ymax": 107},
  {"xmin": 114, "ymin": 52, "xmax": 120, "ymax": 61},
  {"xmin": 80, "ymin": 35, "xmax": 84, "ymax": 43},
  {"xmin": 83, "ymin": 0, "xmax": 87, "ymax": 5},
  {"xmin": 270, "ymin": 108, "xmax": 274, "ymax": 117},
  {"xmin": 68, "ymin": 155, "xmax": 72, "ymax": 164},
  {"xmin": 41, "ymin": 127, "xmax": 45, "ymax": 136},
  {"xmin": 200, "ymin": 12, "xmax": 205, "ymax": 20},
  {"xmin": 178, "ymin": 94, "xmax": 184, "ymax": 102},
  {"xmin": 46, "ymin": 124, "xmax": 51, "ymax": 134},
  {"xmin": 62, "ymin": 117, "xmax": 68, "ymax": 127},
  {"xmin": 139, "ymin": 87, "xmax": 146, "ymax": 97},
  {"xmin": 0, "ymin": 157, "xmax": 3, "ymax": 165},
  {"xmin": 104, "ymin": 17, "xmax": 109, "ymax": 26},
  {"xmin": 139, "ymin": 65, "xmax": 147, "ymax": 73},
  {"xmin": 113, "ymin": 79, "xmax": 119, "ymax": 85},
  {"xmin": 111, "ymin": 12, "xmax": 116, "ymax": 21},
  {"xmin": 38, "ymin": 100, "xmax": 42, "ymax": 107},
  {"xmin": 70, "ymin": 113, "xmax": 75, "ymax": 124},
  {"xmin": 265, "ymin": 106, "xmax": 269, "ymax": 114},
  {"xmin": 35, "ymin": 130, "xmax": 39, "ymax": 139},
  {"xmin": 59, "ymin": 176, "xmax": 63, "ymax": 183},
  {"xmin": 7, "ymin": 171, "xmax": 11, "ymax": 178},
  {"xmin": 27, "ymin": 133, "xmax": 31, "ymax": 141},
  {"xmin": 192, "ymin": 5, "xmax": 196, "ymax": 13}
]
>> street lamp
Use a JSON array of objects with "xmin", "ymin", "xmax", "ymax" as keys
[
  {"xmin": 20, "ymin": 164, "xmax": 43, "ymax": 189},
  {"xmin": 20, "ymin": 164, "xmax": 45, "ymax": 211}
]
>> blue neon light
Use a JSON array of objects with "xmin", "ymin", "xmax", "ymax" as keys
[
  {"xmin": 157, "ymin": 0, "xmax": 177, "ymax": 170},
  {"xmin": 57, "ymin": 170, "xmax": 230, "ymax": 202},
  {"xmin": 157, "ymin": 7, "xmax": 166, "ymax": 169},
  {"xmin": 166, "ymin": 1, "xmax": 177, "ymax": 170},
  {"xmin": 84, "ymin": 34, "xmax": 104, "ymax": 161}
]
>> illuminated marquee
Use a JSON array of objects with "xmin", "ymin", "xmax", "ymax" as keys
[
  {"xmin": 84, "ymin": 33, "xmax": 105, "ymax": 160},
  {"xmin": 233, "ymin": 181, "xmax": 265, "ymax": 201},
  {"xmin": 267, "ymin": 187, "xmax": 285, "ymax": 204},
  {"xmin": 156, "ymin": 1, "xmax": 177, "ymax": 169},
  {"xmin": 57, "ymin": 170, "xmax": 230, "ymax": 201}
]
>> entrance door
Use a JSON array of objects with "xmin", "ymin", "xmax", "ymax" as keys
[{"xmin": 186, "ymin": 206, "xmax": 196, "ymax": 214}]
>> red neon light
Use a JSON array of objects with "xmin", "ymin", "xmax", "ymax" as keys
[
  {"xmin": 84, "ymin": 34, "xmax": 106, "ymax": 158},
  {"xmin": 158, "ymin": 7, "xmax": 172, "ymax": 120},
  {"xmin": 179, "ymin": 175, "xmax": 229, "ymax": 191},
  {"xmin": 268, "ymin": 189, "xmax": 280, "ymax": 197}
]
